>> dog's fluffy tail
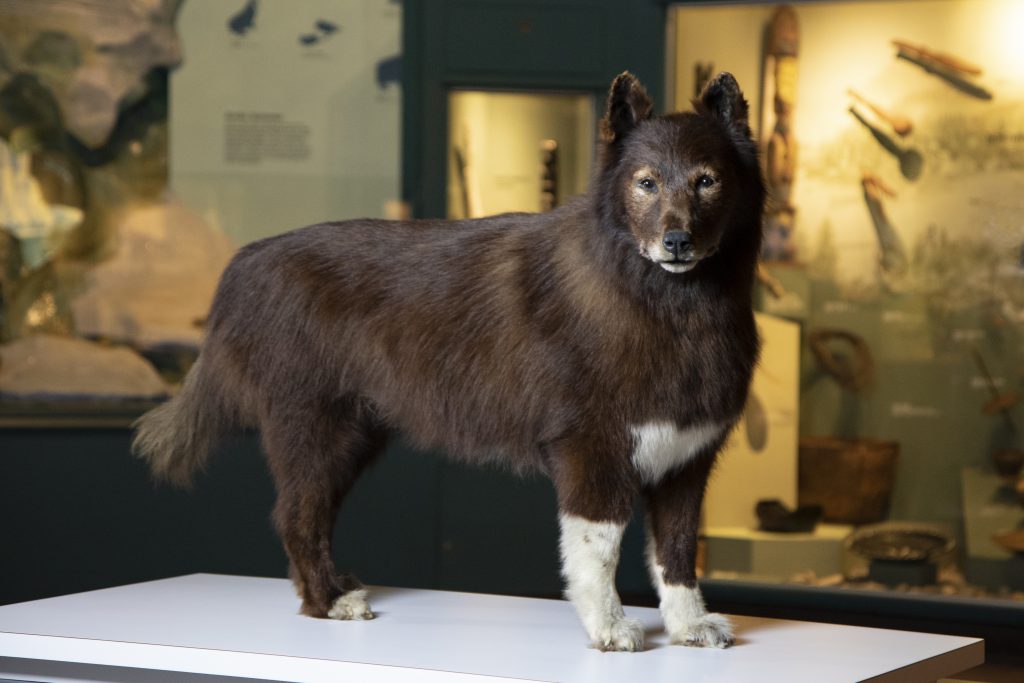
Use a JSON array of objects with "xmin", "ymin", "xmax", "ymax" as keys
[{"xmin": 132, "ymin": 356, "xmax": 232, "ymax": 487}]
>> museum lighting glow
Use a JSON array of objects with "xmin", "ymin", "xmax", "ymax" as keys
[{"xmin": 992, "ymin": 0, "xmax": 1024, "ymax": 73}]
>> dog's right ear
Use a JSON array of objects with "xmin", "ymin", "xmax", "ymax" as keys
[
  {"xmin": 600, "ymin": 72, "xmax": 653, "ymax": 146},
  {"xmin": 695, "ymin": 72, "xmax": 752, "ymax": 141}
]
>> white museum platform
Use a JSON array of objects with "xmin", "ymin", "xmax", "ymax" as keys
[{"xmin": 0, "ymin": 574, "xmax": 983, "ymax": 682}]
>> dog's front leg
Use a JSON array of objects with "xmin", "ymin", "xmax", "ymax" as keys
[
  {"xmin": 550, "ymin": 441, "xmax": 642, "ymax": 651},
  {"xmin": 558, "ymin": 514, "xmax": 643, "ymax": 651},
  {"xmin": 644, "ymin": 450, "xmax": 734, "ymax": 648}
]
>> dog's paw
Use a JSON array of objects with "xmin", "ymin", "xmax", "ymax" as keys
[
  {"xmin": 591, "ymin": 616, "xmax": 645, "ymax": 652},
  {"xmin": 327, "ymin": 588, "xmax": 375, "ymax": 621},
  {"xmin": 670, "ymin": 612, "xmax": 734, "ymax": 648}
]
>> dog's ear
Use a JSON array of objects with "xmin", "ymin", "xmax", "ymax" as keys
[
  {"xmin": 695, "ymin": 72, "xmax": 752, "ymax": 139},
  {"xmin": 600, "ymin": 72, "xmax": 653, "ymax": 145}
]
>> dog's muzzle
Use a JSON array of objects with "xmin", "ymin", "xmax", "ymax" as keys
[{"xmin": 658, "ymin": 230, "xmax": 698, "ymax": 272}]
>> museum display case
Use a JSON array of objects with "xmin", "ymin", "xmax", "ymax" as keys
[
  {"xmin": 667, "ymin": 0, "xmax": 1024, "ymax": 614},
  {"xmin": 0, "ymin": 0, "xmax": 402, "ymax": 421},
  {"xmin": 447, "ymin": 91, "xmax": 593, "ymax": 219}
]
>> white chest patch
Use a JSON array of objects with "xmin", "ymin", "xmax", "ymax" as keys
[{"xmin": 631, "ymin": 421, "xmax": 728, "ymax": 484}]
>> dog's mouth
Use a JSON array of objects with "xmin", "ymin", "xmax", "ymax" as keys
[
  {"xmin": 658, "ymin": 257, "xmax": 698, "ymax": 273},
  {"xmin": 640, "ymin": 240, "xmax": 717, "ymax": 274},
  {"xmin": 655, "ymin": 243, "xmax": 720, "ymax": 273}
]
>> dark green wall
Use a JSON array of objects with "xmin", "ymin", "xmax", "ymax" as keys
[
  {"xmin": 0, "ymin": 427, "xmax": 653, "ymax": 605},
  {"xmin": 1, "ymin": 430, "xmax": 280, "ymax": 605},
  {"xmin": 402, "ymin": 0, "xmax": 667, "ymax": 218}
]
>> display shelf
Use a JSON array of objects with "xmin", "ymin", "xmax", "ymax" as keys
[
  {"xmin": 0, "ymin": 574, "xmax": 982, "ymax": 682},
  {"xmin": 704, "ymin": 523, "xmax": 853, "ymax": 578}
]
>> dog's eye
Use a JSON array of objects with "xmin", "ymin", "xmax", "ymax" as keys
[
  {"xmin": 696, "ymin": 174, "xmax": 716, "ymax": 190},
  {"xmin": 638, "ymin": 177, "xmax": 657, "ymax": 192}
]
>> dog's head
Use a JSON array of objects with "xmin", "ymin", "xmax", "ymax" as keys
[{"xmin": 596, "ymin": 72, "xmax": 763, "ymax": 275}]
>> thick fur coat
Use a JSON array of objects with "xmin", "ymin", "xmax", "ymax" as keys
[{"xmin": 134, "ymin": 72, "xmax": 765, "ymax": 651}]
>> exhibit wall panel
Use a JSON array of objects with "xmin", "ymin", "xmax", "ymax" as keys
[{"xmin": 170, "ymin": 0, "xmax": 402, "ymax": 246}]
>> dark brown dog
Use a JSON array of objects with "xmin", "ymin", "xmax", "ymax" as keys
[{"xmin": 134, "ymin": 72, "xmax": 764, "ymax": 651}]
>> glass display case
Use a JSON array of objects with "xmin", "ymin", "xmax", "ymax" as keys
[
  {"xmin": 669, "ymin": 0, "xmax": 1024, "ymax": 606},
  {"xmin": 447, "ymin": 90, "xmax": 594, "ymax": 219},
  {"xmin": 0, "ymin": 0, "xmax": 401, "ymax": 422}
]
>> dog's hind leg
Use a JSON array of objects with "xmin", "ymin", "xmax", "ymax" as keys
[
  {"xmin": 548, "ymin": 435, "xmax": 643, "ymax": 652},
  {"xmin": 644, "ymin": 447, "xmax": 734, "ymax": 648},
  {"xmin": 261, "ymin": 395, "xmax": 386, "ymax": 620}
]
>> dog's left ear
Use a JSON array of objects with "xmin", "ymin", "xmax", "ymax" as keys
[
  {"xmin": 601, "ymin": 72, "xmax": 654, "ymax": 145},
  {"xmin": 695, "ymin": 72, "xmax": 752, "ymax": 140}
]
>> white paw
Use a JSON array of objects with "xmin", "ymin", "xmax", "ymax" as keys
[
  {"xmin": 670, "ymin": 613, "xmax": 734, "ymax": 648},
  {"xmin": 327, "ymin": 589, "xmax": 375, "ymax": 621},
  {"xmin": 591, "ymin": 616, "xmax": 645, "ymax": 652}
]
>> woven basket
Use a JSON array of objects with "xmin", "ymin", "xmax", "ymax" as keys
[{"xmin": 798, "ymin": 436, "xmax": 899, "ymax": 524}]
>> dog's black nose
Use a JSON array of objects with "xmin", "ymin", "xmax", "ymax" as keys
[{"xmin": 662, "ymin": 231, "xmax": 693, "ymax": 257}]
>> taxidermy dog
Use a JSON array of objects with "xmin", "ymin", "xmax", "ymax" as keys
[{"xmin": 134, "ymin": 71, "xmax": 764, "ymax": 652}]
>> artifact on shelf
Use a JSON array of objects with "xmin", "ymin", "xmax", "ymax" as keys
[
  {"xmin": 799, "ymin": 436, "xmax": 898, "ymax": 524},
  {"xmin": 846, "ymin": 89, "xmax": 913, "ymax": 137},
  {"xmin": 807, "ymin": 327, "xmax": 874, "ymax": 393},
  {"xmin": 860, "ymin": 172, "xmax": 909, "ymax": 288},
  {"xmin": 0, "ymin": 132, "xmax": 82, "ymax": 342},
  {"xmin": 539, "ymin": 139, "xmax": 559, "ymax": 212},
  {"xmin": 849, "ymin": 108, "xmax": 923, "ymax": 181},
  {"xmin": 760, "ymin": 5, "xmax": 799, "ymax": 262},
  {"xmin": 891, "ymin": 40, "xmax": 982, "ymax": 76},
  {"xmin": 744, "ymin": 390, "xmax": 768, "ymax": 452},
  {"xmin": 846, "ymin": 523, "xmax": 955, "ymax": 587},
  {"xmin": 991, "ymin": 449, "xmax": 1024, "ymax": 481},
  {"xmin": 0, "ymin": 134, "xmax": 82, "ymax": 270},
  {"xmin": 971, "ymin": 347, "xmax": 1018, "ymax": 432},
  {"xmin": 755, "ymin": 499, "xmax": 823, "ymax": 533},
  {"xmin": 755, "ymin": 263, "xmax": 788, "ymax": 299},
  {"xmin": 991, "ymin": 529, "xmax": 1024, "ymax": 554},
  {"xmin": 984, "ymin": 393, "xmax": 1022, "ymax": 416},
  {"xmin": 892, "ymin": 39, "xmax": 992, "ymax": 101}
]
